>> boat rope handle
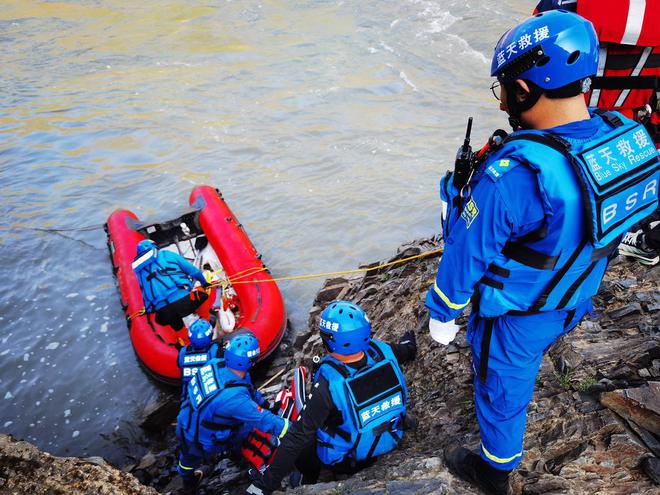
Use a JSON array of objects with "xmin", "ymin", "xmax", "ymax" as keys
[{"xmin": 128, "ymin": 247, "xmax": 443, "ymax": 320}]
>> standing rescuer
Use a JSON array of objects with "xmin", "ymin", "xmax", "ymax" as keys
[
  {"xmin": 245, "ymin": 300, "xmax": 417, "ymax": 495},
  {"xmin": 426, "ymin": 10, "xmax": 659, "ymax": 495}
]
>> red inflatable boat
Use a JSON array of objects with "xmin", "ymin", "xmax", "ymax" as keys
[{"xmin": 105, "ymin": 185, "xmax": 286, "ymax": 384}]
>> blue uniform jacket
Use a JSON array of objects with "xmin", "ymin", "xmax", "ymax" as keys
[
  {"xmin": 178, "ymin": 365, "xmax": 288, "ymax": 453},
  {"xmin": 135, "ymin": 250, "xmax": 207, "ymax": 312},
  {"xmin": 426, "ymin": 112, "xmax": 654, "ymax": 321}
]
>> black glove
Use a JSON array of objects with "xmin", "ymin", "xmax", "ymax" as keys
[
  {"xmin": 245, "ymin": 469, "xmax": 273, "ymax": 495},
  {"xmin": 270, "ymin": 400, "xmax": 282, "ymax": 414},
  {"xmin": 398, "ymin": 330, "xmax": 417, "ymax": 359}
]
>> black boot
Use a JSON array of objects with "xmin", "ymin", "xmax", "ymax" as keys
[
  {"xmin": 445, "ymin": 446, "xmax": 511, "ymax": 495},
  {"xmin": 180, "ymin": 469, "xmax": 204, "ymax": 495}
]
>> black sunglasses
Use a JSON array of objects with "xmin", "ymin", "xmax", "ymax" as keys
[{"xmin": 490, "ymin": 80, "xmax": 501, "ymax": 101}]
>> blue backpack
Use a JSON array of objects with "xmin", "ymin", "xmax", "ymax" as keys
[
  {"xmin": 315, "ymin": 340, "xmax": 407, "ymax": 465},
  {"xmin": 507, "ymin": 110, "xmax": 658, "ymax": 249},
  {"xmin": 179, "ymin": 359, "xmax": 252, "ymax": 449},
  {"xmin": 132, "ymin": 250, "xmax": 191, "ymax": 311}
]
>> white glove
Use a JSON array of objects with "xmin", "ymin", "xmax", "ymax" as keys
[{"xmin": 429, "ymin": 318, "xmax": 460, "ymax": 345}]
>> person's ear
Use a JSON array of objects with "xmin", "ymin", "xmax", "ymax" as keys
[{"xmin": 514, "ymin": 79, "xmax": 531, "ymax": 103}]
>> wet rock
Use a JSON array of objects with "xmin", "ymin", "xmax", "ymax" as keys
[
  {"xmin": 139, "ymin": 393, "xmax": 180, "ymax": 432},
  {"xmin": 0, "ymin": 434, "xmax": 157, "ymax": 494},
  {"xmin": 136, "ymin": 452, "xmax": 157, "ymax": 471}
]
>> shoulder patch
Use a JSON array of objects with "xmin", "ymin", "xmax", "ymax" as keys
[{"xmin": 485, "ymin": 158, "xmax": 520, "ymax": 181}]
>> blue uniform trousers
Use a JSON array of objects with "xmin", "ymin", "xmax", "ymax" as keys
[
  {"xmin": 467, "ymin": 302, "xmax": 590, "ymax": 471},
  {"xmin": 176, "ymin": 424, "xmax": 229, "ymax": 480}
]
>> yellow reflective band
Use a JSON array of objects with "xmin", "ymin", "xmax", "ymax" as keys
[
  {"xmin": 279, "ymin": 418, "xmax": 290, "ymax": 438},
  {"xmin": 481, "ymin": 443, "xmax": 522, "ymax": 464},
  {"xmin": 433, "ymin": 283, "xmax": 470, "ymax": 310},
  {"xmin": 178, "ymin": 461, "xmax": 194, "ymax": 471}
]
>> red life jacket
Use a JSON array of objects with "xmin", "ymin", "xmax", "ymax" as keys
[
  {"xmin": 241, "ymin": 366, "xmax": 308, "ymax": 473},
  {"xmin": 578, "ymin": 0, "xmax": 660, "ymax": 145}
]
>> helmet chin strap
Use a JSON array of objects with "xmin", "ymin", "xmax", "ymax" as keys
[{"xmin": 503, "ymin": 80, "xmax": 543, "ymax": 131}]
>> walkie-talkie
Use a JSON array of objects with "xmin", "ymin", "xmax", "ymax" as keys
[{"xmin": 453, "ymin": 117, "xmax": 475, "ymax": 190}]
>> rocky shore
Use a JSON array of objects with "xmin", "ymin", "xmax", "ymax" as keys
[{"xmin": 1, "ymin": 237, "xmax": 658, "ymax": 494}]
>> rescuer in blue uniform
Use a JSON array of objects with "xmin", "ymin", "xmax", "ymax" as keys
[
  {"xmin": 132, "ymin": 239, "xmax": 210, "ymax": 331},
  {"xmin": 178, "ymin": 319, "xmax": 221, "ymax": 395},
  {"xmin": 244, "ymin": 300, "xmax": 417, "ymax": 495},
  {"xmin": 426, "ymin": 11, "xmax": 659, "ymax": 495},
  {"xmin": 176, "ymin": 330, "xmax": 289, "ymax": 494}
]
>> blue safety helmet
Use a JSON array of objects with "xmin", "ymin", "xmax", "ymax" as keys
[
  {"xmin": 319, "ymin": 301, "xmax": 371, "ymax": 355},
  {"xmin": 137, "ymin": 239, "xmax": 157, "ymax": 256},
  {"xmin": 224, "ymin": 330, "xmax": 260, "ymax": 371},
  {"xmin": 188, "ymin": 319, "xmax": 213, "ymax": 349},
  {"xmin": 491, "ymin": 10, "xmax": 598, "ymax": 90}
]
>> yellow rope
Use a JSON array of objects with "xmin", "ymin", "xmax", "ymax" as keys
[
  {"xmin": 209, "ymin": 264, "xmax": 263, "ymax": 281},
  {"xmin": 227, "ymin": 247, "xmax": 443, "ymax": 286},
  {"xmin": 128, "ymin": 247, "xmax": 443, "ymax": 318}
]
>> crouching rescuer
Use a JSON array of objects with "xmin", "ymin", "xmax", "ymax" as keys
[
  {"xmin": 245, "ymin": 300, "xmax": 417, "ymax": 494},
  {"xmin": 176, "ymin": 330, "xmax": 289, "ymax": 494},
  {"xmin": 426, "ymin": 10, "xmax": 659, "ymax": 495}
]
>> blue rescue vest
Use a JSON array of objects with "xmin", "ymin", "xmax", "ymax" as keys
[
  {"xmin": 466, "ymin": 111, "xmax": 659, "ymax": 317},
  {"xmin": 315, "ymin": 340, "xmax": 408, "ymax": 466},
  {"xmin": 132, "ymin": 250, "xmax": 193, "ymax": 312},
  {"xmin": 178, "ymin": 343, "xmax": 220, "ymax": 387},
  {"xmin": 178, "ymin": 360, "xmax": 254, "ymax": 451}
]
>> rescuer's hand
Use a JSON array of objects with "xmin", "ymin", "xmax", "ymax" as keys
[
  {"xmin": 398, "ymin": 330, "xmax": 417, "ymax": 358},
  {"xmin": 429, "ymin": 318, "xmax": 460, "ymax": 345}
]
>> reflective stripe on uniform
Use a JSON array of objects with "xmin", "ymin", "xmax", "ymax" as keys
[
  {"xmin": 613, "ymin": 46, "xmax": 652, "ymax": 107},
  {"xmin": 178, "ymin": 461, "xmax": 194, "ymax": 471},
  {"xmin": 279, "ymin": 418, "xmax": 290, "ymax": 438},
  {"xmin": 589, "ymin": 45, "xmax": 609, "ymax": 107},
  {"xmin": 433, "ymin": 282, "xmax": 470, "ymax": 310},
  {"xmin": 481, "ymin": 443, "xmax": 523, "ymax": 464},
  {"xmin": 621, "ymin": 0, "xmax": 646, "ymax": 45}
]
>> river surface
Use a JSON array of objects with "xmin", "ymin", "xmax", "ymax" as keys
[{"xmin": 0, "ymin": 0, "xmax": 531, "ymax": 465}]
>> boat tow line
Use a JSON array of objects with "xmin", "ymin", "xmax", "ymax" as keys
[{"xmin": 126, "ymin": 246, "xmax": 443, "ymax": 321}]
